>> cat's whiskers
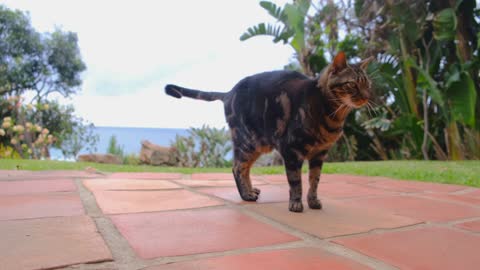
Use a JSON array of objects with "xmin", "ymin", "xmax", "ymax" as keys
[
  {"xmin": 329, "ymin": 104, "xmax": 346, "ymax": 119},
  {"xmin": 367, "ymin": 102, "xmax": 378, "ymax": 117},
  {"xmin": 365, "ymin": 103, "xmax": 374, "ymax": 118}
]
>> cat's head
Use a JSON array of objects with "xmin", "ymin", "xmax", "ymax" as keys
[{"xmin": 319, "ymin": 52, "xmax": 373, "ymax": 108}]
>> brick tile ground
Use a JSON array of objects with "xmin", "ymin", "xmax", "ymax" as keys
[
  {"xmin": 0, "ymin": 193, "xmax": 84, "ymax": 220},
  {"xmin": 174, "ymin": 179, "xmax": 266, "ymax": 188},
  {"xmin": 110, "ymin": 208, "xmax": 299, "ymax": 258},
  {"xmin": 190, "ymin": 173, "xmax": 264, "ymax": 181},
  {"xmin": 84, "ymin": 178, "xmax": 180, "ymax": 191},
  {"xmin": 318, "ymin": 182, "xmax": 395, "ymax": 199},
  {"xmin": 420, "ymin": 193, "xmax": 480, "ymax": 206},
  {"xmin": 365, "ymin": 179, "xmax": 466, "ymax": 193},
  {"xmin": 455, "ymin": 219, "xmax": 480, "ymax": 232},
  {"xmin": 0, "ymin": 179, "xmax": 76, "ymax": 195},
  {"xmin": 107, "ymin": 172, "xmax": 182, "ymax": 180},
  {"xmin": 143, "ymin": 248, "xmax": 372, "ymax": 270},
  {"xmin": 248, "ymin": 200, "xmax": 420, "ymax": 238},
  {"xmin": 92, "ymin": 189, "xmax": 224, "ymax": 214},
  {"xmin": 0, "ymin": 216, "xmax": 112, "ymax": 270},
  {"xmin": 198, "ymin": 185, "xmax": 289, "ymax": 204},
  {"xmin": 334, "ymin": 226, "xmax": 480, "ymax": 270},
  {"xmin": 1, "ymin": 170, "xmax": 479, "ymax": 270},
  {"xmin": 341, "ymin": 195, "xmax": 480, "ymax": 222}
]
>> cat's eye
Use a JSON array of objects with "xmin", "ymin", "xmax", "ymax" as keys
[{"xmin": 347, "ymin": 82, "xmax": 357, "ymax": 89}]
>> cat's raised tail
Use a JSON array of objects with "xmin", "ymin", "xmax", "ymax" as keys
[{"xmin": 165, "ymin": 84, "xmax": 226, "ymax": 102}]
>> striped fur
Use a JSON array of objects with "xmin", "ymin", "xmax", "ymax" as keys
[{"xmin": 165, "ymin": 52, "xmax": 373, "ymax": 212}]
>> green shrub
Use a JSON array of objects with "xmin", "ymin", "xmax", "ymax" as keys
[
  {"xmin": 107, "ymin": 135, "xmax": 124, "ymax": 157},
  {"xmin": 170, "ymin": 125, "xmax": 232, "ymax": 167},
  {"xmin": 123, "ymin": 153, "xmax": 140, "ymax": 165}
]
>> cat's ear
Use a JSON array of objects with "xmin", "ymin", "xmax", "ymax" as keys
[
  {"xmin": 331, "ymin": 51, "xmax": 347, "ymax": 74},
  {"xmin": 359, "ymin": 56, "xmax": 374, "ymax": 70}
]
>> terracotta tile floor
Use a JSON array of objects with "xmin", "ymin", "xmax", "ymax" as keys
[
  {"xmin": 334, "ymin": 226, "xmax": 480, "ymax": 270},
  {"xmin": 0, "ymin": 170, "xmax": 479, "ymax": 270}
]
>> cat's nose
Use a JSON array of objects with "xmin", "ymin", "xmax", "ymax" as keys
[{"xmin": 361, "ymin": 89, "xmax": 371, "ymax": 100}]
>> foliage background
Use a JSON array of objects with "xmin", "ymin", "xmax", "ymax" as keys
[{"xmin": 241, "ymin": 0, "xmax": 480, "ymax": 161}]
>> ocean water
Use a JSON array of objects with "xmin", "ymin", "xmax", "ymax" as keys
[{"xmin": 51, "ymin": 126, "xmax": 188, "ymax": 160}]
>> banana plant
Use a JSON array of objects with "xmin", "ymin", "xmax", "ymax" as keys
[
  {"xmin": 240, "ymin": 0, "xmax": 313, "ymax": 75},
  {"xmin": 432, "ymin": 5, "xmax": 478, "ymax": 159}
]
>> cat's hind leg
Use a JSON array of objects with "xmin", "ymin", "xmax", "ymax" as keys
[{"xmin": 232, "ymin": 143, "xmax": 261, "ymax": 201}]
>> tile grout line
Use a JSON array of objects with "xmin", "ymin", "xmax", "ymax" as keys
[
  {"xmin": 176, "ymin": 179, "xmax": 400, "ymax": 270},
  {"xmin": 64, "ymin": 174, "xmax": 480, "ymax": 270},
  {"xmin": 73, "ymin": 178, "xmax": 148, "ymax": 270}
]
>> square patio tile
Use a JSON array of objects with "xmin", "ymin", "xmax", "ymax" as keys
[
  {"xmin": 107, "ymin": 172, "xmax": 182, "ymax": 180},
  {"xmin": 322, "ymin": 174, "xmax": 378, "ymax": 184},
  {"xmin": 83, "ymin": 178, "xmax": 180, "ymax": 191},
  {"xmin": 93, "ymin": 190, "xmax": 223, "ymax": 214},
  {"xmin": 461, "ymin": 189, "xmax": 480, "ymax": 198},
  {"xmin": 0, "ymin": 180, "xmax": 76, "ymax": 195},
  {"xmin": 143, "ymin": 247, "xmax": 371, "ymax": 270},
  {"xmin": 343, "ymin": 195, "xmax": 480, "ymax": 222},
  {"xmin": 247, "ymin": 201, "xmax": 420, "ymax": 238},
  {"xmin": 110, "ymin": 208, "xmax": 298, "ymax": 258},
  {"xmin": 190, "ymin": 173, "xmax": 265, "ymax": 181},
  {"xmin": 0, "ymin": 193, "xmax": 84, "ymax": 220},
  {"xmin": 263, "ymin": 174, "xmax": 309, "ymax": 184},
  {"xmin": 6, "ymin": 170, "xmax": 98, "ymax": 180},
  {"xmin": 334, "ymin": 226, "xmax": 480, "ymax": 270},
  {"xmin": 419, "ymin": 193, "xmax": 480, "ymax": 207},
  {"xmin": 455, "ymin": 219, "xmax": 480, "ymax": 232},
  {"xmin": 0, "ymin": 216, "xmax": 112, "ymax": 270},
  {"xmin": 318, "ymin": 182, "xmax": 395, "ymax": 199},
  {"xmin": 174, "ymin": 179, "xmax": 265, "ymax": 188},
  {"xmin": 198, "ymin": 185, "xmax": 289, "ymax": 204},
  {"xmin": 366, "ymin": 179, "xmax": 465, "ymax": 193}
]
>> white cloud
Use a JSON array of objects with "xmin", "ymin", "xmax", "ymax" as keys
[{"xmin": 2, "ymin": 0, "xmax": 294, "ymax": 128}]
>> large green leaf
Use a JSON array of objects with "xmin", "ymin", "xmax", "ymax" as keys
[
  {"xmin": 446, "ymin": 71, "xmax": 477, "ymax": 127},
  {"xmin": 406, "ymin": 57, "xmax": 445, "ymax": 106},
  {"xmin": 433, "ymin": 8, "xmax": 457, "ymax": 41},
  {"xmin": 259, "ymin": 1, "xmax": 288, "ymax": 23},
  {"xmin": 283, "ymin": 0, "xmax": 310, "ymax": 52},
  {"xmin": 239, "ymin": 23, "xmax": 292, "ymax": 44}
]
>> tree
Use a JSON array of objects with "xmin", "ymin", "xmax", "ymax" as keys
[
  {"xmin": 0, "ymin": 5, "xmax": 86, "ymax": 99},
  {"xmin": 0, "ymin": 5, "xmax": 96, "ymax": 160}
]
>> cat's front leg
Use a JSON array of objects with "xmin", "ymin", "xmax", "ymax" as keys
[
  {"xmin": 307, "ymin": 153, "xmax": 326, "ymax": 209},
  {"xmin": 282, "ymin": 150, "xmax": 304, "ymax": 212}
]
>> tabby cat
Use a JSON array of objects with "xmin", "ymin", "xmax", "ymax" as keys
[{"xmin": 165, "ymin": 52, "xmax": 373, "ymax": 212}]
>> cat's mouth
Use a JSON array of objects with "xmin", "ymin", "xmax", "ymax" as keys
[{"xmin": 342, "ymin": 96, "xmax": 369, "ymax": 108}]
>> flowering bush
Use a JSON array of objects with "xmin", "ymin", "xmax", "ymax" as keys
[{"xmin": 0, "ymin": 96, "xmax": 56, "ymax": 159}]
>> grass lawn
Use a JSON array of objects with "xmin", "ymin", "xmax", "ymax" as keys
[{"xmin": 0, "ymin": 159, "xmax": 478, "ymax": 187}]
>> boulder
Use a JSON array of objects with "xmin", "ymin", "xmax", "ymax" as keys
[
  {"xmin": 140, "ymin": 140, "xmax": 177, "ymax": 166},
  {"xmin": 77, "ymin": 153, "xmax": 122, "ymax": 164},
  {"xmin": 254, "ymin": 150, "xmax": 284, "ymax": 167}
]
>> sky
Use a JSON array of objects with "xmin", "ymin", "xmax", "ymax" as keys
[{"xmin": 2, "ymin": 0, "xmax": 294, "ymax": 129}]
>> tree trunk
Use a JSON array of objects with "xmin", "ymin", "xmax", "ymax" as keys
[
  {"xmin": 446, "ymin": 121, "xmax": 465, "ymax": 160},
  {"xmin": 399, "ymin": 32, "xmax": 419, "ymax": 118},
  {"xmin": 421, "ymin": 90, "xmax": 429, "ymax": 160}
]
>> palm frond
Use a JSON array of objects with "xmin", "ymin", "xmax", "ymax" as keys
[
  {"xmin": 259, "ymin": 1, "xmax": 288, "ymax": 23},
  {"xmin": 240, "ymin": 23, "xmax": 292, "ymax": 44}
]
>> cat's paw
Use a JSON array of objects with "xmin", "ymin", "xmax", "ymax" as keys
[
  {"xmin": 240, "ymin": 191, "xmax": 259, "ymax": 202},
  {"xmin": 289, "ymin": 200, "xmax": 304, "ymax": 212},
  {"xmin": 252, "ymin": 187, "xmax": 261, "ymax": 195},
  {"xmin": 308, "ymin": 198, "xmax": 322, "ymax": 209}
]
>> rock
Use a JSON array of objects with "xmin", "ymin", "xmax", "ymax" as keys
[
  {"xmin": 77, "ymin": 153, "xmax": 122, "ymax": 164},
  {"xmin": 139, "ymin": 140, "xmax": 177, "ymax": 166},
  {"xmin": 254, "ymin": 150, "xmax": 284, "ymax": 167}
]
